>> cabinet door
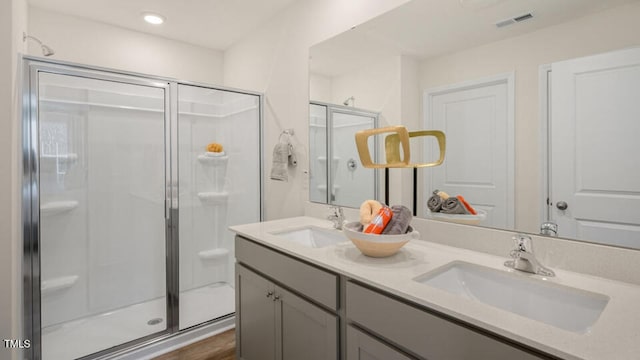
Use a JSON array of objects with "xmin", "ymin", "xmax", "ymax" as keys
[
  {"xmin": 347, "ymin": 326, "xmax": 414, "ymax": 360},
  {"xmin": 236, "ymin": 264, "xmax": 276, "ymax": 360},
  {"xmin": 276, "ymin": 285, "xmax": 339, "ymax": 360}
]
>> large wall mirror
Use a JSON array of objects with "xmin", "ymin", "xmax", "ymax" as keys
[{"xmin": 309, "ymin": 0, "xmax": 640, "ymax": 249}]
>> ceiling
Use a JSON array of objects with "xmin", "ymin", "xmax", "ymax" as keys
[
  {"xmin": 310, "ymin": 0, "xmax": 640, "ymax": 77},
  {"xmin": 28, "ymin": 0, "xmax": 300, "ymax": 50}
]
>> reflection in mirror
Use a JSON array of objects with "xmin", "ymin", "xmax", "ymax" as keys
[
  {"xmin": 309, "ymin": 0, "xmax": 640, "ymax": 249},
  {"xmin": 309, "ymin": 102, "xmax": 378, "ymax": 208}
]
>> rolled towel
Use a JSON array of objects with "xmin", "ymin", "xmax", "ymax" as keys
[
  {"xmin": 440, "ymin": 197, "xmax": 469, "ymax": 214},
  {"xmin": 427, "ymin": 194, "xmax": 444, "ymax": 212},
  {"xmin": 359, "ymin": 200, "xmax": 383, "ymax": 225},
  {"xmin": 435, "ymin": 190, "xmax": 450, "ymax": 200},
  {"xmin": 270, "ymin": 143, "xmax": 289, "ymax": 181},
  {"xmin": 382, "ymin": 205, "xmax": 412, "ymax": 235}
]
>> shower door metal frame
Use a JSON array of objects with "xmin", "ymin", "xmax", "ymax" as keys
[
  {"xmin": 309, "ymin": 101, "xmax": 379, "ymax": 205},
  {"xmin": 21, "ymin": 56, "xmax": 264, "ymax": 360}
]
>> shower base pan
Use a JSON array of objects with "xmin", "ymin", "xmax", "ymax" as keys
[{"xmin": 41, "ymin": 283, "xmax": 235, "ymax": 360}]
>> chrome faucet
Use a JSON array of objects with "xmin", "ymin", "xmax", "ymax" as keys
[
  {"xmin": 504, "ymin": 234, "xmax": 555, "ymax": 277},
  {"xmin": 540, "ymin": 221, "xmax": 558, "ymax": 237},
  {"xmin": 327, "ymin": 206, "xmax": 346, "ymax": 230}
]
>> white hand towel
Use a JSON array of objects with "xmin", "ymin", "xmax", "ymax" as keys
[{"xmin": 270, "ymin": 143, "xmax": 289, "ymax": 181}]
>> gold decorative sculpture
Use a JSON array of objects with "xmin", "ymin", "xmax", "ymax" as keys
[
  {"xmin": 355, "ymin": 126, "xmax": 411, "ymax": 168},
  {"xmin": 355, "ymin": 126, "xmax": 446, "ymax": 169}
]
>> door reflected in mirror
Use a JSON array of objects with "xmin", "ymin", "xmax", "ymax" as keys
[{"xmin": 308, "ymin": 0, "xmax": 640, "ymax": 249}]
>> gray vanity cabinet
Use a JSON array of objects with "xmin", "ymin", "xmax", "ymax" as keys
[
  {"xmin": 236, "ymin": 263, "xmax": 276, "ymax": 360},
  {"xmin": 235, "ymin": 234, "xmax": 556, "ymax": 360},
  {"xmin": 347, "ymin": 326, "xmax": 415, "ymax": 360},
  {"xmin": 278, "ymin": 285, "xmax": 338, "ymax": 360},
  {"xmin": 235, "ymin": 236, "xmax": 339, "ymax": 360},
  {"xmin": 346, "ymin": 281, "xmax": 553, "ymax": 360}
]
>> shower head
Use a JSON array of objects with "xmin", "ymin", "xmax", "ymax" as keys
[
  {"xmin": 343, "ymin": 96, "xmax": 355, "ymax": 106},
  {"xmin": 23, "ymin": 32, "xmax": 55, "ymax": 57},
  {"xmin": 41, "ymin": 44, "xmax": 55, "ymax": 57}
]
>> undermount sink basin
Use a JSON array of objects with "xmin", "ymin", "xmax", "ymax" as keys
[
  {"xmin": 414, "ymin": 261, "xmax": 609, "ymax": 333},
  {"xmin": 271, "ymin": 226, "xmax": 346, "ymax": 248}
]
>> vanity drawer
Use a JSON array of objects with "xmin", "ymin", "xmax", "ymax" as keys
[
  {"xmin": 346, "ymin": 281, "xmax": 552, "ymax": 360},
  {"xmin": 235, "ymin": 235, "xmax": 338, "ymax": 310}
]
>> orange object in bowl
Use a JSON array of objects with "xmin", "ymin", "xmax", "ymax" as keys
[
  {"xmin": 457, "ymin": 195, "xmax": 477, "ymax": 215},
  {"xmin": 363, "ymin": 206, "xmax": 393, "ymax": 234}
]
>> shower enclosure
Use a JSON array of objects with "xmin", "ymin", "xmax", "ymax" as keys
[
  {"xmin": 309, "ymin": 102, "xmax": 378, "ymax": 208},
  {"xmin": 22, "ymin": 58, "xmax": 262, "ymax": 360}
]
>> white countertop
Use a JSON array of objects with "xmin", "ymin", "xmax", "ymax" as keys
[{"xmin": 230, "ymin": 216, "xmax": 640, "ymax": 360}]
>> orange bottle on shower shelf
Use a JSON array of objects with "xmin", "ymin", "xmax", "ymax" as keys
[{"xmin": 364, "ymin": 206, "xmax": 393, "ymax": 234}]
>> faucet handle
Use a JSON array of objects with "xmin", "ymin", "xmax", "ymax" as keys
[
  {"xmin": 328, "ymin": 205, "xmax": 343, "ymax": 216},
  {"xmin": 512, "ymin": 233, "xmax": 533, "ymax": 252}
]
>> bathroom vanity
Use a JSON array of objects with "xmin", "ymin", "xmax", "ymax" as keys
[{"xmin": 231, "ymin": 217, "xmax": 640, "ymax": 360}]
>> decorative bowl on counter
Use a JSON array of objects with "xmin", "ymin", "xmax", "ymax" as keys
[
  {"xmin": 425, "ymin": 209, "xmax": 487, "ymax": 225},
  {"xmin": 342, "ymin": 221, "xmax": 420, "ymax": 257}
]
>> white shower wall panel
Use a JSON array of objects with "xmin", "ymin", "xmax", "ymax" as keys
[
  {"xmin": 309, "ymin": 104, "xmax": 328, "ymax": 204},
  {"xmin": 39, "ymin": 76, "xmax": 168, "ymax": 326},
  {"xmin": 40, "ymin": 188, "xmax": 88, "ymax": 327},
  {"xmin": 39, "ymin": 98, "xmax": 89, "ymax": 327},
  {"xmin": 86, "ymin": 107, "xmax": 166, "ymax": 313},
  {"xmin": 178, "ymin": 88, "xmax": 260, "ymax": 297}
]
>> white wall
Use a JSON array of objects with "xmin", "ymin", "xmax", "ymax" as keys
[
  {"xmin": 313, "ymin": 54, "xmax": 422, "ymax": 208},
  {"xmin": 223, "ymin": 0, "xmax": 412, "ymax": 220},
  {"xmin": 399, "ymin": 55, "xmax": 421, "ymax": 209},
  {"xmin": 311, "ymin": 55, "xmax": 406, "ymax": 207},
  {"xmin": 28, "ymin": 6, "xmax": 224, "ymax": 85},
  {"xmin": 418, "ymin": 2, "xmax": 640, "ymax": 234},
  {"xmin": 2, "ymin": 1, "xmax": 28, "ymax": 359},
  {"xmin": 309, "ymin": 73, "xmax": 331, "ymax": 103},
  {"xmin": 327, "ymin": 55, "xmax": 400, "ymax": 114}
]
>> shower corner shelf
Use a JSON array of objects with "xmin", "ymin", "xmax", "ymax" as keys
[
  {"xmin": 41, "ymin": 153, "xmax": 79, "ymax": 164},
  {"xmin": 198, "ymin": 248, "xmax": 230, "ymax": 261},
  {"xmin": 316, "ymin": 156, "xmax": 342, "ymax": 166},
  {"xmin": 197, "ymin": 191, "xmax": 229, "ymax": 205},
  {"xmin": 41, "ymin": 200, "xmax": 79, "ymax": 216},
  {"xmin": 317, "ymin": 184, "xmax": 340, "ymax": 192},
  {"xmin": 197, "ymin": 153, "xmax": 229, "ymax": 166},
  {"xmin": 41, "ymin": 275, "xmax": 79, "ymax": 296}
]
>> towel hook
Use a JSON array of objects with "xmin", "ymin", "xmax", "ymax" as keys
[{"xmin": 279, "ymin": 128, "xmax": 295, "ymax": 143}]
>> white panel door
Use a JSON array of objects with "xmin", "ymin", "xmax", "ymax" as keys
[
  {"xmin": 425, "ymin": 76, "xmax": 513, "ymax": 228},
  {"xmin": 551, "ymin": 47, "xmax": 640, "ymax": 248}
]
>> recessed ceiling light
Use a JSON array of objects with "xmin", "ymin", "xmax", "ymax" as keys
[{"xmin": 143, "ymin": 13, "xmax": 165, "ymax": 25}]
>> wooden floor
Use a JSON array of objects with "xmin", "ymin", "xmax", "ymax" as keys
[{"xmin": 154, "ymin": 329, "xmax": 236, "ymax": 360}]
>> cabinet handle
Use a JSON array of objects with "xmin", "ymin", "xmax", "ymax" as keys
[
  {"xmin": 266, "ymin": 291, "xmax": 273, "ymax": 298},
  {"xmin": 273, "ymin": 295, "xmax": 280, "ymax": 302}
]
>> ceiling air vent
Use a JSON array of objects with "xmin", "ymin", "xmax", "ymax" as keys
[{"xmin": 495, "ymin": 12, "xmax": 533, "ymax": 28}]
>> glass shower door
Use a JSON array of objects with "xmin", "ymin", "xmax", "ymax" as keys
[
  {"xmin": 329, "ymin": 109, "xmax": 377, "ymax": 208},
  {"xmin": 36, "ymin": 71, "xmax": 168, "ymax": 360},
  {"xmin": 177, "ymin": 84, "xmax": 261, "ymax": 329}
]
